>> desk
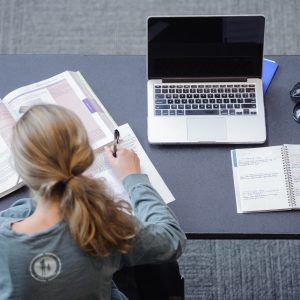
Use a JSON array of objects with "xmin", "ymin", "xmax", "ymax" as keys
[{"xmin": 1, "ymin": 55, "xmax": 300, "ymax": 238}]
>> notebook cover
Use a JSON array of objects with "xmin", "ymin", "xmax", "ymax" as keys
[{"xmin": 262, "ymin": 58, "xmax": 279, "ymax": 94}]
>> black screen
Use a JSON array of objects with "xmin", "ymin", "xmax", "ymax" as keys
[{"xmin": 147, "ymin": 16, "xmax": 265, "ymax": 79}]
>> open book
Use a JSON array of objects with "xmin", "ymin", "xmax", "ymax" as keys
[
  {"xmin": 0, "ymin": 71, "xmax": 174, "ymax": 203},
  {"xmin": 231, "ymin": 145, "xmax": 300, "ymax": 213}
]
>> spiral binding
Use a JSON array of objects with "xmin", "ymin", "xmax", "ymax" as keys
[{"xmin": 281, "ymin": 145, "xmax": 296, "ymax": 208}]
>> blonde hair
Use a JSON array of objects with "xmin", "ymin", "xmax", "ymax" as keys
[{"xmin": 11, "ymin": 104, "xmax": 136, "ymax": 256}]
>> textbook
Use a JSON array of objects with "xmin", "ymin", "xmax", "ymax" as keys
[
  {"xmin": 0, "ymin": 71, "xmax": 174, "ymax": 203},
  {"xmin": 231, "ymin": 145, "xmax": 300, "ymax": 213},
  {"xmin": 262, "ymin": 58, "xmax": 279, "ymax": 94}
]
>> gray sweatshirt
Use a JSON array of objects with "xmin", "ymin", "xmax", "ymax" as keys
[{"xmin": 0, "ymin": 174, "xmax": 186, "ymax": 300}]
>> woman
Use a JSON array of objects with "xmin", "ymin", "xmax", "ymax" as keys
[{"xmin": 0, "ymin": 104, "xmax": 186, "ymax": 299}]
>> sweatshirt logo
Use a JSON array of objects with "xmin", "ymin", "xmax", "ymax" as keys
[{"xmin": 29, "ymin": 252, "xmax": 61, "ymax": 282}]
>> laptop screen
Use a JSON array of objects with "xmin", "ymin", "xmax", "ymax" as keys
[{"xmin": 148, "ymin": 16, "xmax": 265, "ymax": 80}]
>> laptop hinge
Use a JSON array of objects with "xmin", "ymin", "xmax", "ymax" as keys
[{"xmin": 162, "ymin": 77, "xmax": 247, "ymax": 83}]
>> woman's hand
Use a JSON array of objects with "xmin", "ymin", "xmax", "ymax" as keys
[{"xmin": 105, "ymin": 146, "xmax": 141, "ymax": 179}]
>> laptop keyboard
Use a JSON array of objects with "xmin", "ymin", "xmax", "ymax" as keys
[{"xmin": 154, "ymin": 83, "xmax": 257, "ymax": 116}]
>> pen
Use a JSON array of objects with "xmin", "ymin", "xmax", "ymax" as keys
[{"xmin": 112, "ymin": 129, "xmax": 120, "ymax": 157}]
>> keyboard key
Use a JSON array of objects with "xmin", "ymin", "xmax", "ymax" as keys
[
  {"xmin": 221, "ymin": 110, "xmax": 228, "ymax": 115},
  {"xmin": 185, "ymin": 104, "xmax": 191, "ymax": 109},
  {"xmin": 242, "ymin": 104, "xmax": 256, "ymax": 109},
  {"xmin": 155, "ymin": 110, "xmax": 161, "ymax": 115},
  {"xmin": 155, "ymin": 89, "xmax": 161, "ymax": 93},
  {"xmin": 186, "ymin": 110, "xmax": 219, "ymax": 115},
  {"xmin": 178, "ymin": 104, "xmax": 184, "ymax": 109},
  {"xmin": 244, "ymin": 99, "xmax": 256, "ymax": 103},
  {"xmin": 162, "ymin": 110, "xmax": 169, "ymax": 115},
  {"xmin": 176, "ymin": 110, "xmax": 184, "ymax": 115},
  {"xmin": 251, "ymin": 111, "xmax": 257, "ymax": 115},
  {"xmin": 229, "ymin": 110, "xmax": 235, "ymax": 115},
  {"xmin": 155, "ymin": 94, "xmax": 165, "ymax": 99},
  {"xmin": 169, "ymin": 110, "xmax": 176, "ymax": 115},
  {"xmin": 155, "ymin": 105, "xmax": 170, "ymax": 109},
  {"xmin": 155, "ymin": 99, "xmax": 167, "ymax": 104},
  {"xmin": 171, "ymin": 104, "xmax": 177, "ymax": 109}
]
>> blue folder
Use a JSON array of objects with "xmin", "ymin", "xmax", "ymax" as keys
[{"xmin": 262, "ymin": 58, "xmax": 279, "ymax": 94}]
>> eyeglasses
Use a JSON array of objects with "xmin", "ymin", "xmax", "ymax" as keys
[{"xmin": 290, "ymin": 82, "xmax": 300, "ymax": 122}]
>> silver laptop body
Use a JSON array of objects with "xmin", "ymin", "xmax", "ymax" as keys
[{"xmin": 147, "ymin": 15, "xmax": 266, "ymax": 144}]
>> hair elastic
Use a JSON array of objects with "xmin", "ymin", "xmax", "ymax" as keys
[{"xmin": 64, "ymin": 174, "xmax": 75, "ymax": 184}]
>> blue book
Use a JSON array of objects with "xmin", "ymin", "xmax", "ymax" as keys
[{"xmin": 262, "ymin": 58, "xmax": 279, "ymax": 94}]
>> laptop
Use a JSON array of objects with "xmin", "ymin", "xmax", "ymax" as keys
[{"xmin": 147, "ymin": 15, "xmax": 266, "ymax": 144}]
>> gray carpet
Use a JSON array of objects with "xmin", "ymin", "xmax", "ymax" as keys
[{"xmin": 1, "ymin": 0, "xmax": 300, "ymax": 299}]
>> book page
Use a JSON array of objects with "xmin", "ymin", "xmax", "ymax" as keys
[
  {"xmin": 0, "ymin": 102, "xmax": 15, "ymax": 145},
  {"xmin": 0, "ymin": 134, "xmax": 22, "ymax": 196},
  {"xmin": 284, "ymin": 144, "xmax": 300, "ymax": 207},
  {"xmin": 231, "ymin": 146, "xmax": 289, "ymax": 213},
  {"xmin": 87, "ymin": 123, "xmax": 175, "ymax": 204},
  {"xmin": 2, "ymin": 71, "xmax": 114, "ymax": 149}
]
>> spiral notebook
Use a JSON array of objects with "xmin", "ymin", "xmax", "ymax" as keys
[{"xmin": 231, "ymin": 144, "xmax": 300, "ymax": 213}]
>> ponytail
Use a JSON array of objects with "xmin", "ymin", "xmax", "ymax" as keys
[{"xmin": 60, "ymin": 175, "xmax": 136, "ymax": 256}]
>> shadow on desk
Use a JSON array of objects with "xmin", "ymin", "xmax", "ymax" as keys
[{"xmin": 113, "ymin": 260, "xmax": 184, "ymax": 300}]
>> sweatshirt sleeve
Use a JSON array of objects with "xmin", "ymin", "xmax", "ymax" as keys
[{"xmin": 120, "ymin": 173, "xmax": 186, "ymax": 267}]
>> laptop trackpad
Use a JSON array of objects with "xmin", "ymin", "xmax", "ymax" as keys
[{"xmin": 187, "ymin": 118, "xmax": 227, "ymax": 142}]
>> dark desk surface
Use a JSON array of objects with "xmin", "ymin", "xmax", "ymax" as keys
[{"xmin": 1, "ymin": 54, "xmax": 300, "ymax": 238}]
